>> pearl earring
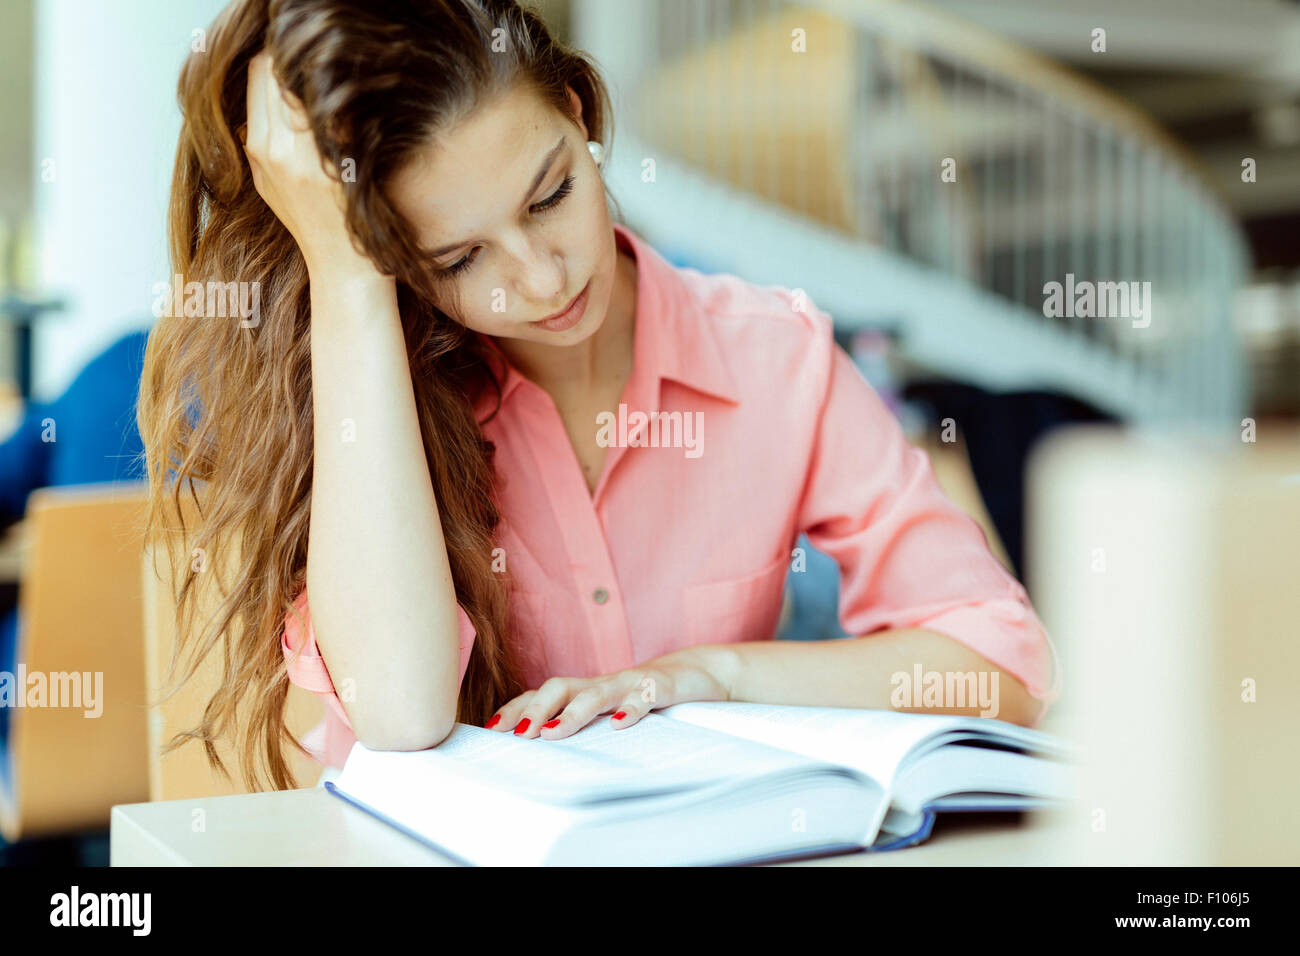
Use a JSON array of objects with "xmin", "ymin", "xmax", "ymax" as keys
[{"xmin": 587, "ymin": 140, "xmax": 605, "ymax": 167}]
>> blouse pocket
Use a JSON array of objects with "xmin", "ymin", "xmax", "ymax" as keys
[{"xmin": 683, "ymin": 553, "xmax": 790, "ymax": 647}]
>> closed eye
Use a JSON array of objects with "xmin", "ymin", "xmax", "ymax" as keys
[
  {"xmin": 531, "ymin": 173, "xmax": 574, "ymax": 212},
  {"xmin": 440, "ymin": 173, "xmax": 577, "ymax": 278}
]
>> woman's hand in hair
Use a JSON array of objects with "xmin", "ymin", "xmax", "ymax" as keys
[{"xmin": 241, "ymin": 50, "xmax": 378, "ymax": 281}]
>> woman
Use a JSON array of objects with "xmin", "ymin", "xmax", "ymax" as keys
[{"xmin": 138, "ymin": 0, "xmax": 1059, "ymax": 791}]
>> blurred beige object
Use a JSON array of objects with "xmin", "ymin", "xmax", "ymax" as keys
[
  {"xmin": 0, "ymin": 518, "xmax": 28, "ymax": 583},
  {"xmin": 636, "ymin": 6, "xmax": 858, "ymax": 233},
  {"xmin": 0, "ymin": 215, "xmax": 9, "ymax": 295},
  {"xmin": 142, "ymin": 491, "xmax": 323, "ymax": 800},
  {"xmin": 0, "ymin": 380, "xmax": 23, "ymax": 443},
  {"xmin": 0, "ymin": 482, "xmax": 150, "ymax": 841},
  {"xmin": 1026, "ymin": 423, "xmax": 1300, "ymax": 864},
  {"xmin": 11, "ymin": 214, "xmax": 38, "ymax": 294},
  {"xmin": 914, "ymin": 427, "xmax": 1013, "ymax": 573},
  {"xmin": 0, "ymin": 389, "xmax": 36, "ymax": 583}
]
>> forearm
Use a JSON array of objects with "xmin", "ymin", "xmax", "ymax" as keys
[
  {"xmin": 306, "ymin": 268, "xmax": 462, "ymax": 749},
  {"xmin": 669, "ymin": 629, "xmax": 1044, "ymax": 726}
]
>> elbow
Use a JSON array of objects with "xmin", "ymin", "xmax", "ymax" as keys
[
  {"xmin": 1022, "ymin": 694, "xmax": 1050, "ymax": 730},
  {"xmin": 336, "ymin": 627, "xmax": 466, "ymax": 752},
  {"xmin": 353, "ymin": 709, "xmax": 458, "ymax": 753},
  {"xmin": 997, "ymin": 683, "xmax": 1048, "ymax": 729}
]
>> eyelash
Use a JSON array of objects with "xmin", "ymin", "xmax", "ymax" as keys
[{"xmin": 441, "ymin": 173, "xmax": 576, "ymax": 278}]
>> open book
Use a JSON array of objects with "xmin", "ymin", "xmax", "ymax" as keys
[{"xmin": 324, "ymin": 701, "xmax": 1075, "ymax": 866}]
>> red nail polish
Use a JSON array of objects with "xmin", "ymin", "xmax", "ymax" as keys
[
  {"xmin": 513, "ymin": 718, "xmax": 530, "ymax": 734},
  {"xmin": 612, "ymin": 710, "xmax": 627, "ymax": 720},
  {"xmin": 485, "ymin": 714, "xmax": 501, "ymax": 729},
  {"xmin": 542, "ymin": 718, "xmax": 560, "ymax": 729}
]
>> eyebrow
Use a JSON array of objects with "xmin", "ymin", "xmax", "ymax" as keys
[{"xmin": 425, "ymin": 135, "xmax": 567, "ymax": 260}]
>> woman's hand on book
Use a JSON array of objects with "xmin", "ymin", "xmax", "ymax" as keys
[{"xmin": 484, "ymin": 647, "xmax": 736, "ymax": 739}]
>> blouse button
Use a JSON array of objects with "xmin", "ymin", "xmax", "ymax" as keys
[{"xmin": 592, "ymin": 587, "xmax": 609, "ymax": 605}]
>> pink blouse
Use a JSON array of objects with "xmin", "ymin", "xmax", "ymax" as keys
[{"xmin": 283, "ymin": 223, "xmax": 1061, "ymax": 769}]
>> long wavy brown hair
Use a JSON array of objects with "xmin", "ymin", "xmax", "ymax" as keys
[{"xmin": 137, "ymin": 0, "xmax": 616, "ymax": 791}]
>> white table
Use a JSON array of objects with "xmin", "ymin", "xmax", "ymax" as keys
[{"xmin": 110, "ymin": 787, "xmax": 1080, "ymax": 866}]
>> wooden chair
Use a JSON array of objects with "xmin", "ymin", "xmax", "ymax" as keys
[
  {"xmin": 0, "ymin": 481, "xmax": 151, "ymax": 841},
  {"xmin": 142, "ymin": 493, "xmax": 323, "ymax": 800}
]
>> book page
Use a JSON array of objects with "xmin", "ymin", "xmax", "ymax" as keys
[
  {"xmin": 396, "ymin": 710, "xmax": 835, "ymax": 805},
  {"xmin": 658, "ymin": 701, "xmax": 1063, "ymax": 789}
]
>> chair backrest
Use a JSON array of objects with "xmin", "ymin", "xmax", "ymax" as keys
[
  {"xmin": 0, "ymin": 481, "xmax": 151, "ymax": 841},
  {"xmin": 142, "ymin": 492, "xmax": 323, "ymax": 800}
]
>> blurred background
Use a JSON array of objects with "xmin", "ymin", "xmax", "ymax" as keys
[{"xmin": 0, "ymin": 0, "xmax": 1296, "ymax": 866}]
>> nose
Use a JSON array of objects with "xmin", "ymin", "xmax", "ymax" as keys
[{"xmin": 509, "ymin": 233, "xmax": 566, "ymax": 307}]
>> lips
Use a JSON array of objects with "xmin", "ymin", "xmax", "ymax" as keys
[
  {"xmin": 529, "ymin": 280, "xmax": 591, "ymax": 332},
  {"xmin": 538, "ymin": 284, "xmax": 585, "ymax": 323}
]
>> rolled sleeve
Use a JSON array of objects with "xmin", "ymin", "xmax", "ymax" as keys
[
  {"xmin": 795, "ymin": 324, "xmax": 1061, "ymax": 712},
  {"xmin": 281, "ymin": 586, "xmax": 479, "ymax": 746}
]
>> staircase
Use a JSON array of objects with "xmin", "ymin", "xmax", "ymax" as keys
[{"xmin": 574, "ymin": 0, "xmax": 1252, "ymax": 424}]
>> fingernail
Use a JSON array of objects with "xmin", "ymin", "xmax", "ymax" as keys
[
  {"xmin": 513, "ymin": 718, "xmax": 530, "ymax": 735},
  {"xmin": 542, "ymin": 718, "xmax": 560, "ymax": 729},
  {"xmin": 612, "ymin": 711, "xmax": 627, "ymax": 720},
  {"xmin": 485, "ymin": 714, "xmax": 501, "ymax": 729}
]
